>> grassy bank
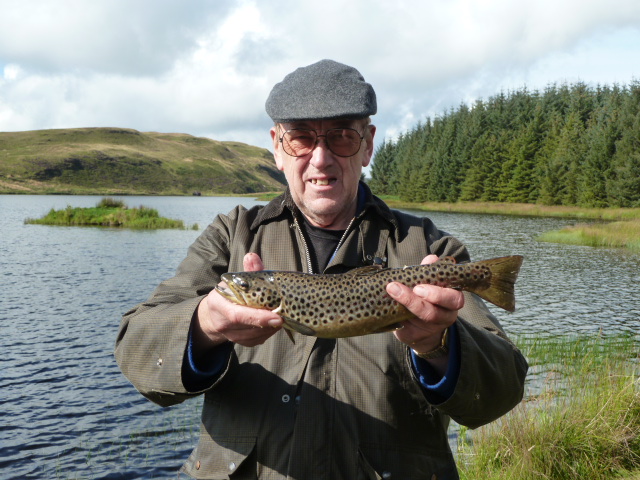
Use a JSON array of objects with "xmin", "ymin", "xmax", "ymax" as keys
[
  {"xmin": 458, "ymin": 334, "xmax": 640, "ymax": 479},
  {"xmin": 375, "ymin": 197, "xmax": 640, "ymax": 251},
  {"xmin": 378, "ymin": 197, "xmax": 640, "ymax": 222},
  {"xmin": 537, "ymin": 219, "xmax": 640, "ymax": 250},
  {"xmin": 25, "ymin": 198, "xmax": 198, "ymax": 229}
]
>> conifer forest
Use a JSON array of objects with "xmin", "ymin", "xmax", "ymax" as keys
[{"xmin": 368, "ymin": 81, "xmax": 640, "ymax": 207}]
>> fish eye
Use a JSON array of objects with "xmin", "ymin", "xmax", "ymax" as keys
[{"xmin": 233, "ymin": 276, "xmax": 250, "ymax": 290}]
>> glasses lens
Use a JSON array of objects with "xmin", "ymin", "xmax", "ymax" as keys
[
  {"xmin": 326, "ymin": 128, "xmax": 362, "ymax": 157},
  {"xmin": 281, "ymin": 127, "xmax": 364, "ymax": 157},
  {"xmin": 282, "ymin": 129, "xmax": 317, "ymax": 157}
]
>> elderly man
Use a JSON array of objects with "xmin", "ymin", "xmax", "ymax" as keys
[{"xmin": 115, "ymin": 59, "xmax": 527, "ymax": 479}]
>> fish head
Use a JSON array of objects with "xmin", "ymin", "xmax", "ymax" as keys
[{"xmin": 216, "ymin": 271, "xmax": 282, "ymax": 310}]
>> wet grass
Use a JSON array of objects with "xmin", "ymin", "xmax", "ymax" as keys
[
  {"xmin": 457, "ymin": 334, "xmax": 640, "ymax": 480},
  {"xmin": 24, "ymin": 197, "xmax": 199, "ymax": 229}
]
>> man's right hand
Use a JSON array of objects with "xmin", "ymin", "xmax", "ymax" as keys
[{"xmin": 192, "ymin": 253, "xmax": 283, "ymax": 358}]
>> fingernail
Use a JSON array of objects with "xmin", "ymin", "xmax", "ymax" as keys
[
  {"xmin": 387, "ymin": 283, "xmax": 401, "ymax": 296},
  {"xmin": 268, "ymin": 319, "xmax": 282, "ymax": 328}
]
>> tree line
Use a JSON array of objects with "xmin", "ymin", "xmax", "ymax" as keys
[{"xmin": 368, "ymin": 81, "xmax": 640, "ymax": 207}]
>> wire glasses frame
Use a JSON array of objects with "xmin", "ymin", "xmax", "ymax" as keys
[{"xmin": 278, "ymin": 127, "xmax": 366, "ymax": 158}]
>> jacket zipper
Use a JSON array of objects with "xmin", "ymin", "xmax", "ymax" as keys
[
  {"xmin": 293, "ymin": 217, "xmax": 314, "ymax": 274},
  {"xmin": 293, "ymin": 216, "xmax": 356, "ymax": 274}
]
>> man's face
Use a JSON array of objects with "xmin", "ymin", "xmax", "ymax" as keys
[{"xmin": 271, "ymin": 119, "xmax": 376, "ymax": 230}]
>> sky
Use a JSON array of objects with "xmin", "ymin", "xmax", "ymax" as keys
[{"xmin": 2, "ymin": 0, "xmax": 640, "ymax": 167}]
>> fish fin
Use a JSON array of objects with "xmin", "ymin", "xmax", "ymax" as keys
[
  {"xmin": 437, "ymin": 256, "xmax": 457, "ymax": 264},
  {"xmin": 467, "ymin": 255, "xmax": 524, "ymax": 312},
  {"xmin": 346, "ymin": 265, "xmax": 386, "ymax": 276},
  {"xmin": 283, "ymin": 327, "xmax": 296, "ymax": 344},
  {"xmin": 282, "ymin": 317, "xmax": 317, "ymax": 336},
  {"xmin": 371, "ymin": 322, "xmax": 404, "ymax": 334}
]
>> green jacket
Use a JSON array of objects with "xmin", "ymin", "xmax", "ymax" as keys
[{"xmin": 115, "ymin": 185, "xmax": 528, "ymax": 479}]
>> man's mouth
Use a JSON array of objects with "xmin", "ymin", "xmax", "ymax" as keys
[{"xmin": 310, "ymin": 178, "xmax": 334, "ymax": 186}]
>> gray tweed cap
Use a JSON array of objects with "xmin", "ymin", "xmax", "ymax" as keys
[{"xmin": 265, "ymin": 59, "xmax": 377, "ymax": 123}]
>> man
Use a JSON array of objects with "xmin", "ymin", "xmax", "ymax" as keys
[{"xmin": 115, "ymin": 59, "xmax": 528, "ymax": 479}]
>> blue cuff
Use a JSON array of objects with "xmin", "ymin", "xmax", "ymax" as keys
[
  {"xmin": 182, "ymin": 324, "xmax": 233, "ymax": 392},
  {"xmin": 410, "ymin": 322, "xmax": 461, "ymax": 404}
]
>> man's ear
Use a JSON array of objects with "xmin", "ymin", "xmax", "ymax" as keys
[
  {"xmin": 362, "ymin": 125, "xmax": 376, "ymax": 168},
  {"xmin": 270, "ymin": 126, "xmax": 285, "ymax": 171}
]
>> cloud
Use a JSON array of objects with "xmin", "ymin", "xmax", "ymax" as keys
[
  {"xmin": 1, "ymin": 0, "xmax": 640, "ymax": 152},
  {"xmin": 0, "ymin": 0, "xmax": 231, "ymax": 75}
]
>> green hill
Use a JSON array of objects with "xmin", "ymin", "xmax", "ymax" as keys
[{"xmin": 0, "ymin": 127, "xmax": 286, "ymax": 195}]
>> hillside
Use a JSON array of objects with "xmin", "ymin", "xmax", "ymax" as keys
[{"xmin": 0, "ymin": 127, "xmax": 286, "ymax": 195}]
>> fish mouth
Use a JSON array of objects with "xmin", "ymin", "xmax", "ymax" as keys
[
  {"xmin": 215, "ymin": 284, "xmax": 241, "ymax": 303},
  {"xmin": 215, "ymin": 274, "xmax": 247, "ymax": 305}
]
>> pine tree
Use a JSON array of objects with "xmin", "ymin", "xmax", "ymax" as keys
[
  {"xmin": 607, "ymin": 81, "xmax": 640, "ymax": 206},
  {"xmin": 369, "ymin": 139, "xmax": 398, "ymax": 195}
]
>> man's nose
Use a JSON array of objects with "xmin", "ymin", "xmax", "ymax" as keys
[{"xmin": 309, "ymin": 135, "xmax": 333, "ymax": 166}]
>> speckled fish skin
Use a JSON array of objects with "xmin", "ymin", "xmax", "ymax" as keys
[{"xmin": 216, "ymin": 255, "xmax": 523, "ymax": 339}]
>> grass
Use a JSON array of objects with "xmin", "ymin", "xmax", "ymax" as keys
[
  {"xmin": 375, "ymin": 196, "xmax": 640, "ymax": 251},
  {"xmin": 457, "ymin": 334, "xmax": 640, "ymax": 480},
  {"xmin": 24, "ymin": 197, "xmax": 198, "ymax": 229},
  {"xmin": 537, "ymin": 220, "xmax": 640, "ymax": 250},
  {"xmin": 0, "ymin": 127, "xmax": 285, "ymax": 195},
  {"xmin": 378, "ymin": 196, "xmax": 640, "ymax": 222}
]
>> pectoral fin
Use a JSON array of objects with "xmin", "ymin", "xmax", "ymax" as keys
[
  {"xmin": 282, "ymin": 317, "xmax": 317, "ymax": 337},
  {"xmin": 371, "ymin": 322, "xmax": 404, "ymax": 334},
  {"xmin": 283, "ymin": 328, "xmax": 296, "ymax": 344}
]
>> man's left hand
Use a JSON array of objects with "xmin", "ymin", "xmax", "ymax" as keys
[{"xmin": 386, "ymin": 254, "xmax": 464, "ymax": 357}]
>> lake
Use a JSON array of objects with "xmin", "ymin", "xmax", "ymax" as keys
[{"xmin": 1, "ymin": 194, "xmax": 639, "ymax": 479}]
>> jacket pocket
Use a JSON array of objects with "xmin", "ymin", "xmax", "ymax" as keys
[
  {"xmin": 358, "ymin": 443, "xmax": 459, "ymax": 480},
  {"xmin": 180, "ymin": 436, "xmax": 257, "ymax": 479},
  {"xmin": 357, "ymin": 448, "xmax": 382, "ymax": 480}
]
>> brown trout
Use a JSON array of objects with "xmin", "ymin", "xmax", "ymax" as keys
[{"xmin": 216, "ymin": 255, "xmax": 523, "ymax": 339}]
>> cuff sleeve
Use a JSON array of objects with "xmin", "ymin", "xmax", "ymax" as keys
[
  {"xmin": 410, "ymin": 322, "xmax": 461, "ymax": 404},
  {"xmin": 182, "ymin": 323, "xmax": 233, "ymax": 392}
]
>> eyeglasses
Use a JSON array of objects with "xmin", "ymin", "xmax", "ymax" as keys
[{"xmin": 279, "ymin": 127, "xmax": 365, "ymax": 158}]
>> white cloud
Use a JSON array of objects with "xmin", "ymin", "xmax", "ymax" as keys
[
  {"xmin": 0, "ymin": 0, "xmax": 230, "ymax": 75},
  {"xmin": 1, "ymin": 0, "xmax": 640, "ymax": 153}
]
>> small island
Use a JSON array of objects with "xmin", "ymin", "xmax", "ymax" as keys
[{"xmin": 25, "ymin": 198, "xmax": 198, "ymax": 230}]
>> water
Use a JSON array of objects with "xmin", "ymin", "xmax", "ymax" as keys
[{"xmin": 1, "ymin": 195, "xmax": 638, "ymax": 479}]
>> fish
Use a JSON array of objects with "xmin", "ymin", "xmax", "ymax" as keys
[{"xmin": 215, "ymin": 255, "xmax": 523, "ymax": 340}]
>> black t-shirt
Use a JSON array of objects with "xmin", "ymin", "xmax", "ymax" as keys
[{"xmin": 300, "ymin": 216, "xmax": 344, "ymax": 273}]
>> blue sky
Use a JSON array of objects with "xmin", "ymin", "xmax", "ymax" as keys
[{"xmin": 1, "ymin": 0, "xmax": 640, "ymax": 158}]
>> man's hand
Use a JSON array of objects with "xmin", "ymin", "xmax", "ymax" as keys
[
  {"xmin": 192, "ymin": 253, "xmax": 283, "ymax": 358},
  {"xmin": 386, "ymin": 255, "xmax": 464, "ymax": 369}
]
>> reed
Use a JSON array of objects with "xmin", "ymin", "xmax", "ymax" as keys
[{"xmin": 458, "ymin": 334, "xmax": 640, "ymax": 480}]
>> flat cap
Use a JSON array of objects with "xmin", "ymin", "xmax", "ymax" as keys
[{"xmin": 266, "ymin": 59, "xmax": 377, "ymax": 123}]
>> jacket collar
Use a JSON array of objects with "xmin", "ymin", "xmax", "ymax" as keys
[{"xmin": 250, "ymin": 182, "xmax": 400, "ymax": 236}]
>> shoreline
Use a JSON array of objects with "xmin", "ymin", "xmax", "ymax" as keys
[
  {"xmin": 9, "ymin": 190, "xmax": 640, "ymax": 250},
  {"xmin": 379, "ymin": 197, "xmax": 640, "ymax": 251}
]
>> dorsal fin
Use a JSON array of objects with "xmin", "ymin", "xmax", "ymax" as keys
[
  {"xmin": 345, "ymin": 265, "xmax": 386, "ymax": 276},
  {"xmin": 434, "ymin": 256, "xmax": 457, "ymax": 265}
]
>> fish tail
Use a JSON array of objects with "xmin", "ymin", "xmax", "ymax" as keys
[{"xmin": 466, "ymin": 255, "xmax": 524, "ymax": 312}]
